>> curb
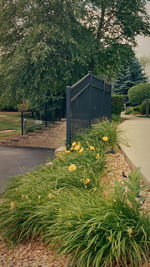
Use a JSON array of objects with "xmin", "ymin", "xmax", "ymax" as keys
[{"xmin": 119, "ymin": 144, "xmax": 150, "ymax": 187}]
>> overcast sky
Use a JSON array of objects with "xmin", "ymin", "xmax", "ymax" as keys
[{"xmin": 135, "ymin": 2, "xmax": 150, "ymax": 58}]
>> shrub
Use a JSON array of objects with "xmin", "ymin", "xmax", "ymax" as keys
[
  {"xmin": 128, "ymin": 83, "xmax": 150, "ymax": 105},
  {"xmin": 133, "ymin": 105, "xmax": 140, "ymax": 112},
  {"xmin": 140, "ymin": 100, "xmax": 150, "ymax": 115},
  {"xmin": 111, "ymin": 94, "xmax": 124, "ymax": 114},
  {"xmin": 125, "ymin": 107, "xmax": 133, "ymax": 115},
  {"xmin": 125, "ymin": 106, "xmax": 140, "ymax": 115}
]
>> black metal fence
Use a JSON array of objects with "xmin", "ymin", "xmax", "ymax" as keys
[
  {"xmin": 20, "ymin": 100, "xmax": 66, "ymax": 135},
  {"xmin": 66, "ymin": 71, "xmax": 111, "ymax": 147}
]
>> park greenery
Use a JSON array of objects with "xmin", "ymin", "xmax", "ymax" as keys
[
  {"xmin": 111, "ymin": 94, "xmax": 124, "ymax": 115},
  {"xmin": 0, "ymin": 120, "xmax": 150, "ymax": 266},
  {"xmin": 128, "ymin": 83, "xmax": 150, "ymax": 106},
  {"xmin": 114, "ymin": 57, "xmax": 148, "ymax": 102},
  {"xmin": 0, "ymin": 0, "xmax": 150, "ymax": 112}
]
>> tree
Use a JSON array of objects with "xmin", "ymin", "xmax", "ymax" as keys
[
  {"xmin": 139, "ymin": 56, "xmax": 150, "ymax": 81},
  {"xmin": 0, "ymin": 0, "xmax": 150, "ymax": 110},
  {"xmin": 114, "ymin": 57, "xmax": 148, "ymax": 102},
  {"xmin": 83, "ymin": 0, "xmax": 150, "ymax": 77}
]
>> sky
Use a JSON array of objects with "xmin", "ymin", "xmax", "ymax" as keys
[{"xmin": 135, "ymin": 2, "xmax": 150, "ymax": 58}]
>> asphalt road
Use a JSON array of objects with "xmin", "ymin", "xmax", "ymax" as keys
[{"xmin": 0, "ymin": 146, "xmax": 54, "ymax": 190}]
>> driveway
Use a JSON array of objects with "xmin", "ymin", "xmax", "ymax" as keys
[{"xmin": 0, "ymin": 146, "xmax": 54, "ymax": 190}]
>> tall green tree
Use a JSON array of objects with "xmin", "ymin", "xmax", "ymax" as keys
[
  {"xmin": 0, "ymin": 0, "xmax": 150, "ymax": 109},
  {"xmin": 114, "ymin": 57, "xmax": 148, "ymax": 102}
]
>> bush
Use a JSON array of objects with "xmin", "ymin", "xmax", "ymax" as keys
[
  {"xmin": 125, "ymin": 107, "xmax": 133, "ymax": 115},
  {"xmin": 111, "ymin": 94, "xmax": 124, "ymax": 114},
  {"xmin": 128, "ymin": 83, "xmax": 150, "ymax": 105},
  {"xmin": 133, "ymin": 105, "xmax": 140, "ymax": 112},
  {"xmin": 125, "ymin": 106, "xmax": 140, "ymax": 115},
  {"xmin": 140, "ymin": 100, "xmax": 150, "ymax": 115}
]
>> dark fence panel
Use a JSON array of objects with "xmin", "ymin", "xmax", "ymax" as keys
[{"xmin": 66, "ymin": 72, "xmax": 111, "ymax": 147}]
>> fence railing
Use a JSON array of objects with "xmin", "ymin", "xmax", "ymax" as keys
[{"xmin": 66, "ymin": 71, "xmax": 111, "ymax": 147}]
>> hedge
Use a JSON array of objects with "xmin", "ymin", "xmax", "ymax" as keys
[
  {"xmin": 140, "ymin": 100, "xmax": 150, "ymax": 115},
  {"xmin": 111, "ymin": 94, "xmax": 124, "ymax": 114},
  {"xmin": 128, "ymin": 83, "xmax": 150, "ymax": 105}
]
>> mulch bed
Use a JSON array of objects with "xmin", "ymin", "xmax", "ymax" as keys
[{"xmin": 0, "ymin": 149, "xmax": 150, "ymax": 267}]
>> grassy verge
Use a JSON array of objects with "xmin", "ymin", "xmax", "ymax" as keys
[
  {"xmin": 0, "ymin": 112, "xmax": 21, "ymax": 140},
  {"xmin": 0, "ymin": 120, "xmax": 149, "ymax": 266},
  {"xmin": 0, "ymin": 111, "xmax": 46, "ymax": 140}
]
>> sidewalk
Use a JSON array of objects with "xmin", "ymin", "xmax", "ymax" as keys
[{"xmin": 119, "ymin": 116, "xmax": 150, "ymax": 187}]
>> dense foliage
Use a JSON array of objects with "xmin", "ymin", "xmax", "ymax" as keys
[
  {"xmin": 128, "ymin": 83, "xmax": 150, "ymax": 105},
  {"xmin": 140, "ymin": 99, "xmax": 150, "ymax": 115},
  {"xmin": 114, "ymin": 57, "xmax": 147, "ymax": 102},
  {"xmin": 111, "ymin": 94, "xmax": 124, "ymax": 114},
  {"xmin": 0, "ymin": 0, "xmax": 150, "ymax": 110}
]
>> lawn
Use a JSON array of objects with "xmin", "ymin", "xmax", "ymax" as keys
[
  {"xmin": 0, "ymin": 112, "xmax": 21, "ymax": 140},
  {"xmin": 0, "ymin": 111, "xmax": 45, "ymax": 141}
]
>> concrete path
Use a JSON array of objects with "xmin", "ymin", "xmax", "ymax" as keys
[
  {"xmin": 119, "ymin": 117, "xmax": 150, "ymax": 186},
  {"xmin": 0, "ymin": 146, "xmax": 54, "ymax": 190}
]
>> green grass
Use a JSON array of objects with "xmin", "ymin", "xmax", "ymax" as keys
[
  {"xmin": 0, "ymin": 112, "xmax": 21, "ymax": 140},
  {"xmin": 0, "ymin": 111, "xmax": 45, "ymax": 140},
  {"xmin": 0, "ymin": 120, "xmax": 149, "ymax": 266}
]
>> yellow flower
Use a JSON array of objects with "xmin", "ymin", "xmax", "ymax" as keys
[
  {"xmin": 65, "ymin": 150, "xmax": 70, "ymax": 154},
  {"xmin": 74, "ymin": 145, "xmax": 80, "ymax": 151},
  {"xmin": 27, "ymin": 172, "xmax": 31, "ymax": 176},
  {"xmin": 128, "ymin": 228, "xmax": 133, "ymax": 235},
  {"xmin": 84, "ymin": 179, "xmax": 90, "ymax": 184},
  {"xmin": 38, "ymin": 195, "xmax": 41, "ymax": 200},
  {"xmin": 107, "ymin": 236, "xmax": 112, "ymax": 242},
  {"xmin": 70, "ymin": 146, "xmax": 74, "ymax": 151},
  {"xmin": 68, "ymin": 164, "xmax": 76, "ymax": 172},
  {"xmin": 102, "ymin": 136, "xmax": 109, "ymax": 142},
  {"xmin": 10, "ymin": 201, "xmax": 15, "ymax": 210},
  {"xmin": 78, "ymin": 147, "xmax": 84, "ymax": 153},
  {"xmin": 48, "ymin": 193, "xmax": 53, "ymax": 199},
  {"xmin": 89, "ymin": 146, "xmax": 95, "ymax": 151},
  {"xmin": 72, "ymin": 142, "xmax": 76, "ymax": 147},
  {"xmin": 77, "ymin": 141, "xmax": 81, "ymax": 147},
  {"xmin": 81, "ymin": 178, "xmax": 90, "ymax": 184},
  {"xmin": 96, "ymin": 153, "xmax": 100, "ymax": 159}
]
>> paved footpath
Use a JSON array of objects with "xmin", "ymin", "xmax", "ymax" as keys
[
  {"xmin": 119, "ymin": 117, "xmax": 150, "ymax": 186},
  {"xmin": 0, "ymin": 146, "xmax": 54, "ymax": 190}
]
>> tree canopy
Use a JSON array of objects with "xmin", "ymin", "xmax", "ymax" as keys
[{"xmin": 0, "ymin": 0, "xmax": 150, "ymax": 109}]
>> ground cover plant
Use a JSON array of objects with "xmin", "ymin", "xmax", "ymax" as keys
[{"xmin": 0, "ymin": 120, "xmax": 150, "ymax": 266}]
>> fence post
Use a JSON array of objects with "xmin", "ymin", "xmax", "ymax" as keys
[
  {"xmin": 88, "ymin": 71, "xmax": 92, "ymax": 127},
  {"xmin": 145, "ymin": 99, "xmax": 149, "ymax": 117},
  {"xmin": 21, "ymin": 111, "xmax": 24, "ymax": 136},
  {"xmin": 45, "ymin": 103, "xmax": 48, "ymax": 127},
  {"xmin": 109, "ymin": 84, "xmax": 112, "ymax": 121},
  {"xmin": 66, "ymin": 86, "xmax": 71, "ymax": 148}
]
